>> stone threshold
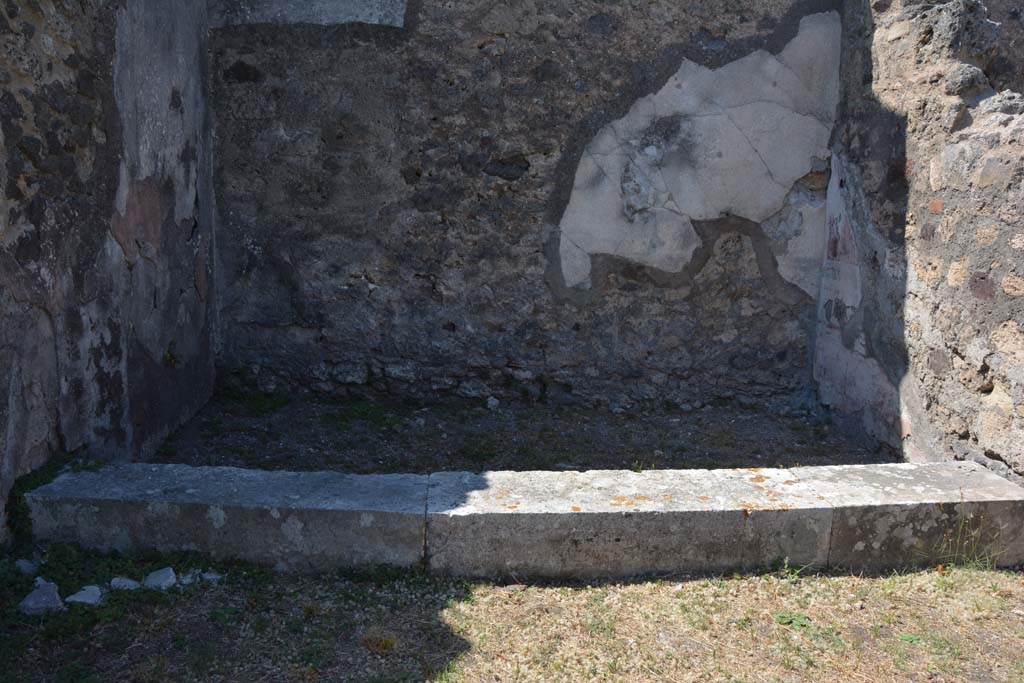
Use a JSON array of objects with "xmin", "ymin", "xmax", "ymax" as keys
[{"xmin": 26, "ymin": 462, "xmax": 1024, "ymax": 578}]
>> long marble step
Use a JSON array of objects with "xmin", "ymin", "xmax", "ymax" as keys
[{"xmin": 26, "ymin": 462, "xmax": 1024, "ymax": 577}]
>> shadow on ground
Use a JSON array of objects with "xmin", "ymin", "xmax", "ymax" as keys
[
  {"xmin": 153, "ymin": 390, "xmax": 900, "ymax": 475},
  {"xmin": 0, "ymin": 546, "xmax": 472, "ymax": 683}
]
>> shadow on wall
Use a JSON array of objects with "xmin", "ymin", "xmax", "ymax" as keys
[
  {"xmin": 210, "ymin": 0, "xmax": 888, "ymax": 417},
  {"xmin": 813, "ymin": 1, "xmax": 911, "ymax": 457},
  {"xmin": 827, "ymin": 0, "xmax": 1024, "ymax": 481},
  {"xmin": 541, "ymin": 3, "xmax": 914, "ymax": 453},
  {"xmin": 0, "ymin": 0, "xmax": 216, "ymax": 541}
]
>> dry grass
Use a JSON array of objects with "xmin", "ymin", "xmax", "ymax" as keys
[
  {"xmin": 3, "ymin": 549, "xmax": 1024, "ymax": 682},
  {"xmin": 443, "ymin": 568, "xmax": 1024, "ymax": 683}
]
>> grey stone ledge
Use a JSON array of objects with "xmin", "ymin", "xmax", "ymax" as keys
[
  {"xmin": 26, "ymin": 462, "xmax": 1024, "ymax": 578},
  {"xmin": 208, "ymin": 0, "xmax": 406, "ymax": 28}
]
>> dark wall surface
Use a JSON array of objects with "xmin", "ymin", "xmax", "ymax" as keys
[
  {"xmin": 212, "ymin": 0, "xmax": 848, "ymax": 412},
  {"xmin": 0, "ymin": 0, "xmax": 217, "ymax": 539}
]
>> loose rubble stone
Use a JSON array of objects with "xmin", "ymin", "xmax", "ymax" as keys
[
  {"xmin": 201, "ymin": 570, "xmax": 224, "ymax": 583},
  {"xmin": 143, "ymin": 567, "xmax": 177, "ymax": 590},
  {"xmin": 178, "ymin": 569, "xmax": 202, "ymax": 586},
  {"xmin": 110, "ymin": 577, "xmax": 141, "ymax": 591},
  {"xmin": 486, "ymin": 397, "xmax": 500, "ymax": 411},
  {"xmin": 66, "ymin": 586, "xmax": 105, "ymax": 606},
  {"xmin": 19, "ymin": 580, "xmax": 64, "ymax": 616}
]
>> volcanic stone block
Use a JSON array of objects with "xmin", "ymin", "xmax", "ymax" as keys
[
  {"xmin": 25, "ymin": 462, "xmax": 1024, "ymax": 577},
  {"xmin": 27, "ymin": 464, "xmax": 428, "ymax": 572},
  {"xmin": 426, "ymin": 469, "xmax": 834, "ymax": 578},
  {"xmin": 790, "ymin": 462, "xmax": 1024, "ymax": 570}
]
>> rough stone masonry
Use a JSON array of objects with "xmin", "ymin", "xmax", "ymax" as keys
[
  {"xmin": 1, "ymin": 0, "xmax": 1023, "ymax": 541},
  {"xmin": 0, "ymin": 1, "xmax": 216, "ymax": 539}
]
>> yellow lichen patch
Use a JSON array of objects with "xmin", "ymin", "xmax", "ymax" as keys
[
  {"xmin": 571, "ymin": 505, "xmax": 582, "ymax": 512},
  {"xmin": 947, "ymin": 259, "xmax": 969, "ymax": 287},
  {"xmin": 748, "ymin": 474, "xmax": 768, "ymax": 483},
  {"xmin": 913, "ymin": 257, "xmax": 944, "ymax": 286},
  {"xmin": 504, "ymin": 502, "xmax": 520, "ymax": 510},
  {"xmin": 609, "ymin": 495, "xmax": 652, "ymax": 507},
  {"xmin": 1002, "ymin": 273, "xmax": 1024, "ymax": 297},
  {"xmin": 976, "ymin": 224, "xmax": 1000, "ymax": 246}
]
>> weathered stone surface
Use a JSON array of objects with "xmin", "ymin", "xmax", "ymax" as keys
[
  {"xmin": 143, "ymin": 568, "xmax": 177, "ymax": 591},
  {"xmin": 4, "ymin": 0, "xmax": 1024, "ymax": 551},
  {"xmin": 179, "ymin": 569, "xmax": 201, "ymax": 586},
  {"xmin": 428, "ymin": 463, "xmax": 1024, "ymax": 577},
  {"xmin": 793, "ymin": 463, "xmax": 1024, "ymax": 569},
  {"xmin": 820, "ymin": 0, "xmax": 1024, "ymax": 478},
  {"xmin": 209, "ymin": 0, "xmax": 850, "ymax": 420},
  {"xmin": 27, "ymin": 464, "xmax": 428, "ymax": 571},
  {"xmin": 110, "ymin": 577, "xmax": 141, "ymax": 591},
  {"xmin": 427, "ymin": 469, "xmax": 833, "ymax": 578},
  {"xmin": 66, "ymin": 585, "xmax": 105, "ymax": 606},
  {"xmin": 0, "ymin": 0, "xmax": 216, "ymax": 541},
  {"xmin": 19, "ymin": 579, "xmax": 63, "ymax": 616},
  {"xmin": 209, "ymin": 0, "xmax": 407, "ymax": 28},
  {"xmin": 32, "ymin": 462, "xmax": 1023, "ymax": 577}
]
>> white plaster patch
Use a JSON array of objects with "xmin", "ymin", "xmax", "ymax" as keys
[
  {"xmin": 281, "ymin": 515, "xmax": 305, "ymax": 548},
  {"xmin": 813, "ymin": 153, "xmax": 901, "ymax": 446},
  {"xmin": 765, "ymin": 191, "xmax": 829, "ymax": 297},
  {"xmin": 207, "ymin": 505, "xmax": 226, "ymax": 529},
  {"xmin": 556, "ymin": 12, "xmax": 842, "ymax": 289}
]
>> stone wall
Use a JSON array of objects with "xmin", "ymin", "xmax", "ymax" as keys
[
  {"xmin": 211, "ymin": 0, "xmax": 1023, "ymax": 481},
  {"xmin": 212, "ymin": 0, "xmax": 849, "ymax": 412},
  {"xmin": 0, "ymin": 0, "xmax": 217, "ymax": 540},
  {"xmin": 839, "ymin": 0, "xmax": 1024, "ymax": 481},
  {"xmin": 2, "ymin": 0, "xmax": 1022, "ymax": 540},
  {"xmin": 816, "ymin": 0, "xmax": 1024, "ymax": 481}
]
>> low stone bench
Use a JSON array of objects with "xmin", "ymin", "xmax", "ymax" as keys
[{"xmin": 27, "ymin": 462, "xmax": 1024, "ymax": 577}]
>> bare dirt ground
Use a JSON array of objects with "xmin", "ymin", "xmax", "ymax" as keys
[
  {"xmin": 152, "ymin": 390, "xmax": 897, "ymax": 473},
  {"xmin": 2, "ymin": 547, "xmax": 1023, "ymax": 683}
]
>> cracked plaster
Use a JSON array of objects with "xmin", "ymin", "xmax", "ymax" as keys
[{"xmin": 557, "ymin": 12, "xmax": 841, "ymax": 290}]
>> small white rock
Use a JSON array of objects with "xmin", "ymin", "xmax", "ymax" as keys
[
  {"xmin": 143, "ymin": 567, "xmax": 177, "ymax": 590},
  {"xmin": 200, "ymin": 570, "xmax": 224, "ymax": 584},
  {"xmin": 1013, "ymin": 609, "xmax": 1024, "ymax": 618},
  {"xmin": 19, "ymin": 580, "xmax": 64, "ymax": 615},
  {"xmin": 486, "ymin": 396, "xmax": 500, "ymax": 411},
  {"xmin": 66, "ymin": 585, "xmax": 105, "ymax": 607},
  {"xmin": 110, "ymin": 577, "xmax": 141, "ymax": 591},
  {"xmin": 15, "ymin": 559, "xmax": 38, "ymax": 576},
  {"xmin": 178, "ymin": 569, "xmax": 198, "ymax": 586}
]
